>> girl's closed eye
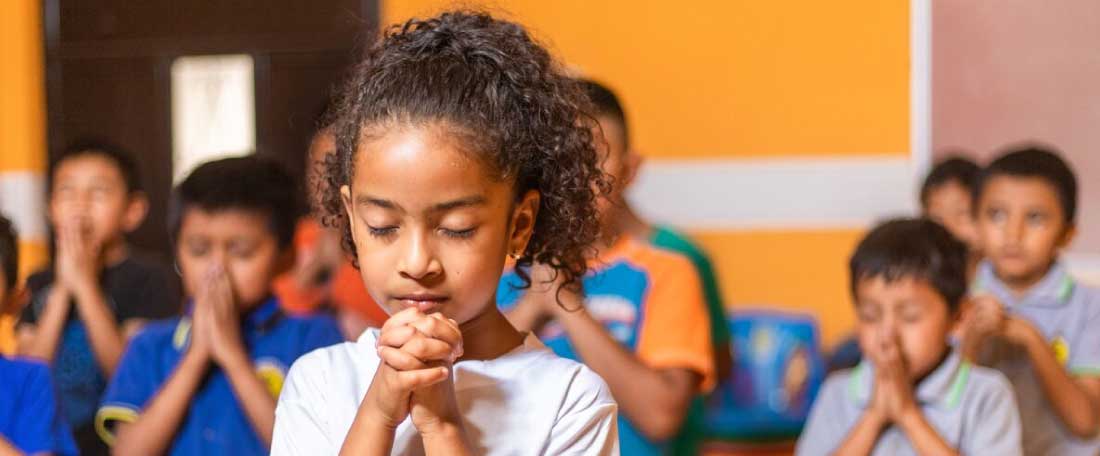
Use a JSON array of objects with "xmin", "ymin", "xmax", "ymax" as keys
[
  {"xmin": 368, "ymin": 225, "xmax": 398, "ymax": 237},
  {"xmin": 440, "ymin": 225, "xmax": 478, "ymax": 239}
]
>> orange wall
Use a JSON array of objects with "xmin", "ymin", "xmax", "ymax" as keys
[
  {"xmin": 383, "ymin": 1, "xmax": 910, "ymax": 160},
  {"xmin": 381, "ymin": 1, "xmax": 912, "ymax": 348}
]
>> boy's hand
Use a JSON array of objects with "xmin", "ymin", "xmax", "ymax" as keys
[
  {"xmin": 367, "ymin": 309, "xmax": 455, "ymax": 429},
  {"xmin": 868, "ymin": 330, "xmax": 918, "ymax": 423},
  {"xmin": 201, "ymin": 264, "xmax": 248, "ymax": 368},
  {"xmin": 519, "ymin": 264, "xmax": 583, "ymax": 319},
  {"xmin": 958, "ymin": 294, "xmax": 1008, "ymax": 361},
  {"xmin": 54, "ymin": 219, "xmax": 102, "ymax": 297}
]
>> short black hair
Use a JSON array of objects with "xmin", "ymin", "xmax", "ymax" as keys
[
  {"xmin": 49, "ymin": 139, "xmax": 143, "ymax": 194},
  {"xmin": 168, "ymin": 156, "xmax": 303, "ymax": 249},
  {"xmin": 920, "ymin": 156, "xmax": 980, "ymax": 209},
  {"xmin": 0, "ymin": 214, "xmax": 18, "ymax": 292},
  {"xmin": 974, "ymin": 145, "xmax": 1077, "ymax": 223},
  {"xmin": 579, "ymin": 78, "xmax": 630, "ymax": 149},
  {"xmin": 849, "ymin": 218, "xmax": 969, "ymax": 313}
]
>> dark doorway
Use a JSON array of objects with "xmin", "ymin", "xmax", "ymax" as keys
[{"xmin": 44, "ymin": 0, "xmax": 376, "ymax": 258}]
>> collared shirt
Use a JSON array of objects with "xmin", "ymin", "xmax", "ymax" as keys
[
  {"xmin": 96, "ymin": 297, "xmax": 342, "ymax": 455},
  {"xmin": 271, "ymin": 328, "xmax": 619, "ymax": 455},
  {"xmin": 498, "ymin": 236, "xmax": 715, "ymax": 456},
  {"xmin": 973, "ymin": 260, "xmax": 1100, "ymax": 455},
  {"xmin": 0, "ymin": 355, "xmax": 78, "ymax": 456},
  {"xmin": 796, "ymin": 350, "xmax": 1021, "ymax": 456}
]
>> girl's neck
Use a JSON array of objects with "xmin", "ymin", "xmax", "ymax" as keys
[{"xmin": 457, "ymin": 305, "xmax": 525, "ymax": 362}]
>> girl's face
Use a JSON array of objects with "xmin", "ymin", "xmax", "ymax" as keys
[
  {"xmin": 341, "ymin": 124, "xmax": 539, "ymax": 324},
  {"xmin": 176, "ymin": 208, "xmax": 285, "ymax": 312}
]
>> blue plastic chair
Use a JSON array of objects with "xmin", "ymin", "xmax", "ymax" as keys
[{"xmin": 703, "ymin": 310, "xmax": 827, "ymax": 442}]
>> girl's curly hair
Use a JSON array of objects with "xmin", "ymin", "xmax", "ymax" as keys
[{"xmin": 320, "ymin": 10, "xmax": 609, "ymax": 293}]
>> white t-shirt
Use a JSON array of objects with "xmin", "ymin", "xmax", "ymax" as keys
[{"xmin": 271, "ymin": 328, "xmax": 619, "ymax": 455}]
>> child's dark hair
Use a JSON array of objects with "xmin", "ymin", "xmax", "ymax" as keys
[
  {"xmin": 579, "ymin": 78, "xmax": 630, "ymax": 150},
  {"xmin": 975, "ymin": 145, "xmax": 1077, "ymax": 223},
  {"xmin": 849, "ymin": 218, "xmax": 969, "ymax": 313},
  {"xmin": 920, "ymin": 156, "xmax": 980, "ymax": 209},
  {"xmin": 49, "ymin": 139, "xmax": 143, "ymax": 194},
  {"xmin": 323, "ymin": 11, "xmax": 609, "ymax": 291},
  {"xmin": 168, "ymin": 156, "xmax": 303, "ymax": 249},
  {"xmin": 0, "ymin": 214, "xmax": 17, "ymax": 291}
]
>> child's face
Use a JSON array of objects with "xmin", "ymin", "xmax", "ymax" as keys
[
  {"xmin": 855, "ymin": 276, "xmax": 953, "ymax": 381},
  {"xmin": 49, "ymin": 154, "xmax": 145, "ymax": 246},
  {"xmin": 593, "ymin": 116, "xmax": 631, "ymax": 228},
  {"xmin": 976, "ymin": 175, "xmax": 1074, "ymax": 288},
  {"xmin": 176, "ymin": 208, "xmax": 286, "ymax": 312},
  {"xmin": 341, "ymin": 124, "xmax": 538, "ymax": 325},
  {"xmin": 924, "ymin": 181, "xmax": 979, "ymax": 253}
]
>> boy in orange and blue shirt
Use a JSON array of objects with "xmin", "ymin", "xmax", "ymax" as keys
[{"xmin": 499, "ymin": 82, "xmax": 715, "ymax": 454}]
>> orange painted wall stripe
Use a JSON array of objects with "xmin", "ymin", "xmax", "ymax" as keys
[
  {"xmin": 0, "ymin": 0, "xmax": 46, "ymax": 173},
  {"xmin": 690, "ymin": 229, "xmax": 864, "ymax": 348},
  {"xmin": 383, "ymin": 1, "xmax": 910, "ymax": 159}
]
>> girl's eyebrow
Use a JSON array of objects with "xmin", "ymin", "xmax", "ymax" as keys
[
  {"xmin": 431, "ymin": 195, "xmax": 486, "ymax": 213},
  {"xmin": 355, "ymin": 194, "xmax": 486, "ymax": 213},
  {"xmin": 357, "ymin": 195, "xmax": 401, "ymax": 211}
]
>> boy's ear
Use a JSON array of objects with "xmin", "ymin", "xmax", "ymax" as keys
[
  {"xmin": 1059, "ymin": 224, "xmax": 1078, "ymax": 249},
  {"xmin": 121, "ymin": 191, "xmax": 150, "ymax": 232},
  {"xmin": 621, "ymin": 149, "xmax": 644, "ymax": 190},
  {"xmin": 509, "ymin": 190, "xmax": 540, "ymax": 258}
]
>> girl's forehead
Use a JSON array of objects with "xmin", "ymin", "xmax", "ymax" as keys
[{"xmin": 352, "ymin": 130, "xmax": 511, "ymax": 206}]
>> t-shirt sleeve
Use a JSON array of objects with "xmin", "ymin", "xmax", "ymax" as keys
[
  {"xmin": 9, "ymin": 361, "xmax": 79, "ymax": 456},
  {"xmin": 794, "ymin": 375, "xmax": 849, "ymax": 456},
  {"xmin": 495, "ymin": 271, "xmax": 526, "ymax": 312},
  {"xmin": 634, "ymin": 254, "xmax": 716, "ymax": 392},
  {"xmin": 960, "ymin": 372, "xmax": 1022, "ymax": 456},
  {"xmin": 694, "ymin": 253, "xmax": 731, "ymax": 348},
  {"xmin": 1069, "ymin": 294, "xmax": 1100, "ymax": 376},
  {"xmin": 95, "ymin": 328, "xmax": 164, "ymax": 445},
  {"xmin": 272, "ymin": 352, "xmax": 338, "ymax": 456},
  {"xmin": 542, "ymin": 367, "xmax": 620, "ymax": 455}
]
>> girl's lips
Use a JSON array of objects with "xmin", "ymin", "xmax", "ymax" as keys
[{"xmin": 394, "ymin": 296, "xmax": 449, "ymax": 312}]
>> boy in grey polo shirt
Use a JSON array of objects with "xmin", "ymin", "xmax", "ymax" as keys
[
  {"xmin": 961, "ymin": 147, "xmax": 1100, "ymax": 455},
  {"xmin": 797, "ymin": 219, "xmax": 1021, "ymax": 456}
]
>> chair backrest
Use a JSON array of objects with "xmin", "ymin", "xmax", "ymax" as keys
[{"xmin": 704, "ymin": 309, "xmax": 827, "ymax": 442}]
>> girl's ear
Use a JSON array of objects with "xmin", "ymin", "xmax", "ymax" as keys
[
  {"xmin": 508, "ymin": 190, "xmax": 541, "ymax": 258},
  {"xmin": 122, "ymin": 191, "xmax": 150, "ymax": 232},
  {"xmin": 340, "ymin": 185, "xmax": 362, "ymax": 252}
]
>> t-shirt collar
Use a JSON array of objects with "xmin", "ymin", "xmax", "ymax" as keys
[
  {"xmin": 848, "ymin": 350, "xmax": 971, "ymax": 410},
  {"xmin": 973, "ymin": 260, "xmax": 1074, "ymax": 308}
]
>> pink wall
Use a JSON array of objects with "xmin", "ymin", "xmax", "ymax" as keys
[{"xmin": 933, "ymin": 0, "xmax": 1100, "ymax": 253}]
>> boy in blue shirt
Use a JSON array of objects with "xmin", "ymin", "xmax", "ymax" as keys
[
  {"xmin": 17, "ymin": 141, "xmax": 181, "ymax": 455},
  {"xmin": 0, "ymin": 214, "xmax": 77, "ymax": 456},
  {"xmin": 96, "ymin": 157, "xmax": 343, "ymax": 455},
  {"xmin": 961, "ymin": 146, "xmax": 1100, "ymax": 455}
]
